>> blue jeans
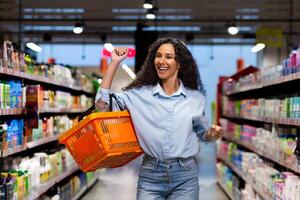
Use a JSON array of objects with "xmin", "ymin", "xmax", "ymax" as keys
[{"xmin": 136, "ymin": 154, "xmax": 199, "ymax": 200}]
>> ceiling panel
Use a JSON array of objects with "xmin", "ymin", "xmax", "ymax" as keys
[{"xmin": 0, "ymin": 0, "xmax": 299, "ymax": 44}]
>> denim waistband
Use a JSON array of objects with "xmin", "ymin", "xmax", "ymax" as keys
[{"xmin": 143, "ymin": 154, "xmax": 195, "ymax": 165}]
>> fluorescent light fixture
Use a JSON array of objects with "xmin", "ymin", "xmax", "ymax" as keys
[
  {"xmin": 115, "ymin": 16, "xmax": 140, "ymax": 20},
  {"xmin": 24, "ymin": 8, "xmax": 84, "ymax": 13},
  {"xmin": 104, "ymin": 43, "xmax": 114, "ymax": 52},
  {"xmin": 112, "ymin": 8, "xmax": 145, "ymax": 14},
  {"xmin": 112, "ymin": 8, "xmax": 191, "ymax": 14},
  {"xmin": 158, "ymin": 15, "xmax": 192, "ymax": 20},
  {"xmin": 112, "ymin": 26, "xmax": 200, "ymax": 32},
  {"xmin": 251, "ymin": 43, "xmax": 265, "ymax": 53},
  {"xmin": 26, "ymin": 42, "xmax": 42, "ymax": 52},
  {"xmin": 122, "ymin": 64, "xmax": 136, "ymax": 79},
  {"xmin": 228, "ymin": 26, "xmax": 238, "ymax": 35},
  {"xmin": 24, "ymin": 25, "xmax": 74, "ymax": 31}
]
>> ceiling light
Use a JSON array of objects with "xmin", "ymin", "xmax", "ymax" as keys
[
  {"xmin": 146, "ymin": 8, "xmax": 156, "ymax": 20},
  {"xmin": 251, "ymin": 43, "xmax": 265, "ymax": 53},
  {"xmin": 122, "ymin": 64, "xmax": 136, "ymax": 79},
  {"xmin": 73, "ymin": 22, "xmax": 84, "ymax": 34},
  {"xmin": 143, "ymin": 0, "xmax": 153, "ymax": 9},
  {"xmin": 227, "ymin": 22, "xmax": 238, "ymax": 35},
  {"xmin": 26, "ymin": 42, "xmax": 42, "ymax": 52}
]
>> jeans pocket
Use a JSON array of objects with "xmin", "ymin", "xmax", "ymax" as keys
[{"xmin": 180, "ymin": 158, "xmax": 197, "ymax": 170}]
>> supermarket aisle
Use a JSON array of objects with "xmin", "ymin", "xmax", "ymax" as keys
[{"xmin": 81, "ymin": 143, "xmax": 228, "ymax": 200}]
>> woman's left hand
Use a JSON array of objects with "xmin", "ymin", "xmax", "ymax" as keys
[{"xmin": 205, "ymin": 124, "xmax": 223, "ymax": 141}]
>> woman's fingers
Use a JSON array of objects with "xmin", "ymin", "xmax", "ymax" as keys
[
  {"xmin": 111, "ymin": 47, "xmax": 128, "ymax": 63},
  {"xmin": 208, "ymin": 124, "xmax": 223, "ymax": 140},
  {"xmin": 115, "ymin": 47, "xmax": 128, "ymax": 56}
]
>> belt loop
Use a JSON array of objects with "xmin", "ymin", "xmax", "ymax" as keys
[
  {"xmin": 155, "ymin": 159, "xmax": 159, "ymax": 169},
  {"xmin": 179, "ymin": 159, "xmax": 184, "ymax": 168}
]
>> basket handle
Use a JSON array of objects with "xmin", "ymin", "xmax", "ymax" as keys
[
  {"xmin": 78, "ymin": 93, "xmax": 124, "ymax": 122},
  {"xmin": 109, "ymin": 93, "xmax": 124, "ymax": 111},
  {"xmin": 78, "ymin": 105, "xmax": 96, "ymax": 122}
]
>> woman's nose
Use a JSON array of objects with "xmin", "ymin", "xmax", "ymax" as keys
[{"xmin": 159, "ymin": 57, "xmax": 165, "ymax": 64}]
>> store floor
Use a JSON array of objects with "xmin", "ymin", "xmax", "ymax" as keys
[{"xmin": 81, "ymin": 143, "xmax": 228, "ymax": 200}]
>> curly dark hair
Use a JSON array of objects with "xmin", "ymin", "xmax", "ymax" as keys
[{"xmin": 123, "ymin": 38, "xmax": 205, "ymax": 94}]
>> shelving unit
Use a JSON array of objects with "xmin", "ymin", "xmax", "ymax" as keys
[
  {"xmin": 0, "ymin": 67, "xmax": 93, "ymax": 96},
  {"xmin": 1, "ymin": 135, "xmax": 59, "ymax": 157},
  {"xmin": 223, "ymin": 114, "xmax": 300, "ymax": 127},
  {"xmin": 216, "ymin": 179, "xmax": 234, "ymax": 200},
  {"xmin": 216, "ymin": 66, "xmax": 300, "ymax": 200},
  {"xmin": 217, "ymin": 155, "xmax": 275, "ymax": 200},
  {"xmin": 29, "ymin": 165, "xmax": 79, "ymax": 200},
  {"xmin": 0, "ymin": 50, "xmax": 97, "ymax": 199},
  {"xmin": 222, "ymin": 133, "xmax": 300, "ymax": 173},
  {"xmin": 226, "ymin": 71, "xmax": 300, "ymax": 96},
  {"xmin": 71, "ymin": 177, "xmax": 99, "ymax": 200}
]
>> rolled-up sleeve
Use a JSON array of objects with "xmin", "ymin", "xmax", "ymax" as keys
[
  {"xmin": 192, "ymin": 96, "xmax": 211, "ymax": 142},
  {"xmin": 95, "ymin": 87, "xmax": 127, "ymax": 111},
  {"xmin": 193, "ymin": 115, "xmax": 211, "ymax": 142}
]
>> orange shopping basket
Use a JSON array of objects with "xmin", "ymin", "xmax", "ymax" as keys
[{"xmin": 58, "ymin": 94, "xmax": 143, "ymax": 172}]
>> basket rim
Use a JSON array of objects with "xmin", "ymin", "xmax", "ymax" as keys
[{"xmin": 58, "ymin": 110, "xmax": 131, "ymax": 142}]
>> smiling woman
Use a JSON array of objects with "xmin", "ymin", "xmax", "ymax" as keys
[
  {"xmin": 154, "ymin": 43, "xmax": 180, "ymax": 90},
  {"xmin": 95, "ymin": 37, "xmax": 223, "ymax": 200}
]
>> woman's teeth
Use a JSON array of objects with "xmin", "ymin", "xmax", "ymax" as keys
[{"xmin": 159, "ymin": 67, "xmax": 167, "ymax": 70}]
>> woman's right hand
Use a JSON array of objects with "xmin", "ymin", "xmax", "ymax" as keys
[{"xmin": 111, "ymin": 47, "xmax": 128, "ymax": 63}]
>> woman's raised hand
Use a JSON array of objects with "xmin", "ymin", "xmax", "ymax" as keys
[{"xmin": 111, "ymin": 47, "xmax": 128, "ymax": 63}]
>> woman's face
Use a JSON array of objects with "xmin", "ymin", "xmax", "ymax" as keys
[{"xmin": 154, "ymin": 43, "xmax": 180, "ymax": 81}]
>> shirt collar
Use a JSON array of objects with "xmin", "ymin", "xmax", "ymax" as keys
[{"xmin": 152, "ymin": 81, "xmax": 187, "ymax": 98}]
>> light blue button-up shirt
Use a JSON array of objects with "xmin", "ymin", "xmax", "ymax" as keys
[{"xmin": 95, "ymin": 82, "xmax": 210, "ymax": 159}]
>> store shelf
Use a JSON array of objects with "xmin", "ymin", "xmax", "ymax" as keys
[
  {"xmin": 216, "ymin": 179, "xmax": 234, "ymax": 200},
  {"xmin": 39, "ymin": 108, "xmax": 86, "ymax": 114},
  {"xmin": 1, "ymin": 145, "xmax": 27, "ymax": 157},
  {"xmin": 222, "ymin": 134, "xmax": 300, "ymax": 174},
  {"xmin": 30, "ymin": 164, "xmax": 79, "ymax": 199},
  {"xmin": 2, "ymin": 135, "xmax": 59, "ymax": 157},
  {"xmin": 71, "ymin": 177, "xmax": 99, "ymax": 200},
  {"xmin": 223, "ymin": 114, "xmax": 300, "ymax": 126},
  {"xmin": 0, "ymin": 68, "xmax": 94, "ymax": 95},
  {"xmin": 0, "ymin": 108, "xmax": 24, "ymax": 115},
  {"xmin": 27, "ymin": 135, "xmax": 58, "ymax": 149},
  {"xmin": 217, "ymin": 155, "xmax": 275, "ymax": 200},
  {"xmin": 226, "ymin": 71, "xmax": 300, "ymax": 96}
]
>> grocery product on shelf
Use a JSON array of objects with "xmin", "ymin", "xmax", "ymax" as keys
[
  {"xmin": 0, "ymin": 148, "xmax": 75, "ymax": 200},
  {"xmin": 216, "ymin": 162, "xmax": 241, "ymax": 199},
  {"xmin": 0, "ymin": 40, "xmax": 99, "ymax": 199},
  {"xmin": 218, "ymin": 140, "xmax": 300, "ymax": 200},
  {"xmin": 222, "ymin": 47, "xmax": 300, "ymax": 95},
  {"xmin": 217, "ymin": 48, "xmax": 300, "ymax": 200}
]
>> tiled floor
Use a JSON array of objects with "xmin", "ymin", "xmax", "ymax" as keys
[{"xmin": 81, "ymin": 143, "xmax": 228, "ymax": 200}]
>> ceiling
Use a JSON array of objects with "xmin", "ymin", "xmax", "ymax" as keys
[{"xmin": 1, "ymin": 0, "xmax": 300, "ymax": 46}]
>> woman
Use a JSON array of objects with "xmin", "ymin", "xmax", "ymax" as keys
[{"xmin": 95, "ymin": 38, "xmax": 222, "ymax": 200}]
